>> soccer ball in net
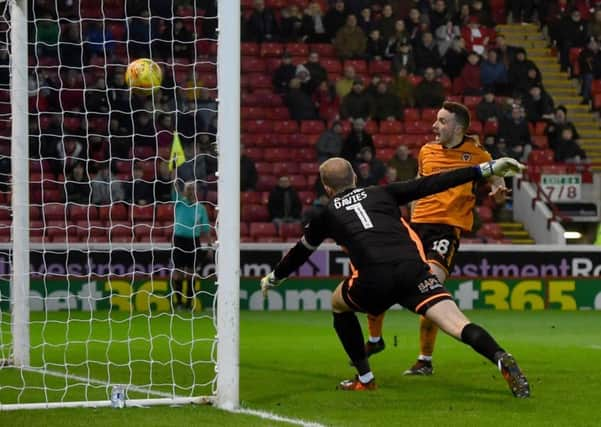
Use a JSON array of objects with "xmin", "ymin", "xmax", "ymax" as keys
[{"xmin": 125, "ymin": 58, "xmax": 163, "ymax": 93}]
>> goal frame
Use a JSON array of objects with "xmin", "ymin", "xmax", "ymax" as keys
[{"xmin": 1, "ymin": 0, "xmax": 240, "ymax": 411}]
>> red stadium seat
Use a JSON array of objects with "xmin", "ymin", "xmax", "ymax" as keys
[
  {"xmin": 463, "ymin": 96, "xmax": 481, "ymax": 109},
  {"xmin": 483, "ymin": 120, "xmax": 498, "ymax": 136},
  {"xmin": 132, "ymin": 205, "xmax": 154, "ymax": 222},
  {"xmin": 249, "ymin": 222, "xmax": 278, "ymax": 238},
  {"xmin": 244, "ymin": 120, "xmax": 273, "ymax": 134},
  {"xmin": 243, "ymin": 73, "xmax": 273, "ymax": 89},
  {"xmin": 270, "ymin": 106, "xmax": 290, "ymax": 120},
  {"xmin": 285, "ymin": 43, "xmax": 309, "ymax": 57},
  {"xmin": 420, "ymin": 108, "xmax": 438, "ymax": 122},
  {"xmin": 300, "ymin": 120, "xmax": 325, "ymax": 134},
  {"xmin": 321, "ymin": 58, "xmax": 342, "ymax": 74},
  {"xmin": 241, "ymin": 56, "xmax": 267, "ymax": 73},
  {"xmin": 468, "ymin": 121, "xmax": 482, "ymax": 135},
  {"xmin": 241, "ymin": 106, "xmax": 267, "ymax": 120},
  {"xmin": 477, "ymin": 222, "xmax": 503, "ymax": 240},
  {"xmin": 242, "ymin": 204, "xmax": 270, "ymax": 222},
  {"xmin": 297, "ymin": 148, "xmax": 316, "ymax": 161},
  {"xmin": 69, "ymin": 205, "xmax": 98, "ymax": 221},
  {"xmin": 43, "ymin": 203, "xmax": 66, "ymax": 221},
  {"xmin": 156, "ymin": 203, "xmax": 174, "ymax": 222},
  {"xmin": 241, "ymin": 42, "xmax": 260, "ymax": 56},
  {"xmin": 260, "ymin": 42, "xmax": 285, "ymax": 57},
  {"xmin": 256, "ymin": 174, "xmax": 278, "ymax": 191},
  {"xmin": 272, "ymin": 120, "xmax": 298, "ymax": 134},
  {"xmin": 311, "ymin": 44, "xmax": 336, "ymax": 58},
  {"xmin": 529, "ymin": 121, "xmax": 547, "ymax": 136},
  {"xmin": 254, "ymin": 162, "xmax": 273, "ymax": 175},
  {"xmin": 343, "ymin": 60, "xmax": 368, "ymax": 74},
  {"xmin": 272, "ymin": 162, "xmax": 300, "ymax": 176},
  {"xmin": 378, "ymin": 148, "xmax": 396, "ymax": 161},
  {"xmin": 531, "ymin": 135, "xmax": 549, "ymax": 149},
  {"xmin": 363, "ymin": 119, "xmax": 378, "ymax": 135},
  {"xmin": 241, "ymin": 191, "xmax": 262, "ymax": 205},
  {"xmin": 373, "ymin": 134, "xmax": 400, "ymax": 149},
  {"xmin": 476, "ymin": 205, "xmax": 494, "ymax": 223},
  {"xmin": 264, "ymin": 148, "xmax": 290, "ymax": 162},
  {"xmin": 299, "ymin": 162, "xmax": 319, "ymax": 174},
  {"xmin": 244, "ymin": 147, "xmax": 264, "ymax": 161},
  {"xmin": 298, "ymin": 191, "xmax": 315, "ymax": 205},
  {"xmin": 378, "ymin": 120, "xmax": 403, "ymax": 134},
  {"xmin": 368, "ymin": 60, "xmax": 391, "ymax": 75},
  {"xmin": 405, "ymin": 120, "xmax": 431, "ymax": 134},
  {"xmin": 528, "ymin": 150, "xmax": 555, "ymax": 166},
  {"xmin": 241, "ymin": 133, "xmax": 264, "ymax": 147},
  {"xmin": 288, "ymin": 174, "xmax": 308, "ymax": 190},
  {"xmin": 278, "ymin": 222, "xmax": 303, "ymax": 239},
  {"xmin": 403, "ymin": 108, "xmax": 420, "ymax": 121}
]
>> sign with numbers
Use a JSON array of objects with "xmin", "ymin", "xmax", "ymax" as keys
[{"xmin": 540, "ymin": 174, "xmax": 581, "ymax": 202}]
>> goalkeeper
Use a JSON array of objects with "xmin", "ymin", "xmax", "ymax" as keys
[{"xmin": 260, "ymin": 156, "xmax": 530, "ymax": 397}]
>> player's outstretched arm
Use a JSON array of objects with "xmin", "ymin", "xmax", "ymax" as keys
[
  {"xmin": 385, "ymin": 158, "xmax": 525, "ymax": 205},
  {"xmin": 260, "ymin": 236, "xmax": 319, "ymax": 297}
]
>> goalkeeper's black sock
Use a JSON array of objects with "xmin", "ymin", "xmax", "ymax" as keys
[
  {"xmin": 172, "ymin": 279, "xmax": 183, "ymax": 305},
  {"xmin": 460, "ymin": 323, "xmax": 504, "ymax": 364},
  {"xmin": 333, "ymin": 312, "xmax": 371, "ymax": 376}
]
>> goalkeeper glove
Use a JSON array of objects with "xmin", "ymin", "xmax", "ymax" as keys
[
  {"xmin": 260, "ymin": 272, "xmax": 286, "ymax": 297},
  {"xmin": 478, "ymin": 157, "xmax": 526, "ymax": 178}
]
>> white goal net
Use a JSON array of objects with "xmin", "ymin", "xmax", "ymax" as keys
[{"xmin": 0, "ymin": 0, "xmax": 240, "ymax": 410}]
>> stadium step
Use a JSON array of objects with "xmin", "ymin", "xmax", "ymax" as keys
[
  {"xmin": 540, "ymin": 71, "xmax": 570, "ymax": 80},
  {"xmin": 553, "ymin": 96, "xmax": 584, "ymax": 105},
  {"xmin": 503, "ymin": 230, "xmax": 531, "ymax": 238},
  {"xmin": 577, "ymin": 129, "xmax": 601, "ymax": 138},
  {"xmin": 509, "ymin": 238, "xmax": 536, "ymax": 244},
  {"xmin": 496, "ymin": 24, "xmax": 540, "ymax": 34},
  {"xmin": 498, "ymin": 222, "xmax": 525, "ymax": 230}
]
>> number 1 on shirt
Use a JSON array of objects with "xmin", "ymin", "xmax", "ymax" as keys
[{"xmin": 346, "ymin": 203, "xmax": 374, "ymax": 230}]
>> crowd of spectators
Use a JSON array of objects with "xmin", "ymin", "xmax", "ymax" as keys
[
  {"xmin": 12, "ymin": 0, "xmax": 598, "ymax": 240},
  {"xmin": 237, "ymin": 0, "xmax": 597, "ymax": 231}
]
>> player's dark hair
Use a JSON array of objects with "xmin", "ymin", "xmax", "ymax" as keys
[
  {"xmin": 442, "ymin": 101, "xmax": 471, "ymax": 132},
  {"xmin": 320, "ymin": 159, "xmax": 355, "ymax": 193}
]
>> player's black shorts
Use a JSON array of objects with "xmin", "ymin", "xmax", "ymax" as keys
[
  {"xmin": 172, "ymin": 235, "xmax": 203, "ymax": 271},
  {"xmin": 341, "ymin": 260, "xmax": 453, "ymax": 316},
  {"xmin": 410, "ymin": 222, "xmax": 461, "ymax": 275}
]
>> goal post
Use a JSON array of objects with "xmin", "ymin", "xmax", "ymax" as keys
[
  {"xmin": 0, "ymin": 0, "xmax": 240, "ymax": 411},
  {"xmin": 215, "ymin": 0, "xmax": 241, "ymax": 411},
  {"xmin": 10, "ymin": 0, "xmax": 30, "ymax": 369}
]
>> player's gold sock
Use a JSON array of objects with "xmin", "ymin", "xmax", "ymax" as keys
[
  {"xmin": 367, "ymin": 313, "xmax": 385, "ymax": 341},
  {"xmin": 419, "ymin": 315, "xmax": 439, "ymax": 358}
]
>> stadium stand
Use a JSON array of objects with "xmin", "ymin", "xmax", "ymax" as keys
[{"xmin": 11, "ymin": 1, "xmax": 600, "ymax": 244}]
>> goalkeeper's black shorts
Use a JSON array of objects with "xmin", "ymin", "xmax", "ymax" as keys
[
  {"xmin": 340, "ymin": 260, "xmax": 453, "ymax": 315},
  {"xmin": 172, "ymin": 235, "xmax": 203, "ymax": 271}
]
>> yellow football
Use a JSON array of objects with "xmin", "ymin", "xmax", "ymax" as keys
[{"xmin": 125, "ymin": 58, "xmax": 163, "ymax": 94}]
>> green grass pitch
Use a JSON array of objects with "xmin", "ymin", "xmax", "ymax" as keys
[{"xmin": 1, "ymin": 310, "xmax": 601, "ymax": 426}]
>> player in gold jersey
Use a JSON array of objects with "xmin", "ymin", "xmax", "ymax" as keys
[{"xmin": 366, "ymin": 102, "xmax": 510, "ymax": 375}]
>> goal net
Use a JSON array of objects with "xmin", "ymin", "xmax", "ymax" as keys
[{"xmin": 0, "ymin": 0, "xmax": 240, "ymax": 410}]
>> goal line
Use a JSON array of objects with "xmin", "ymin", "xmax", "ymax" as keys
[{"xmin": 0, "ymin": 365, "xmax": 213, "ymax": 410}]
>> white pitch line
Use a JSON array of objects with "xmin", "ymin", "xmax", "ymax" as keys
[
  {"xmin": 234, "ymin": 408, "xmax": 326, "ymax": 427},
  {"xmin": 14, "ymin": 367, "xmax": 327, "ymax": 426},
  {"xmin": 590, "ymin": 345, "xmax": 601, "ymax": 350},
  {"xmin": 20, "ymin": 366, "xmax": 176, "ymax": 398}
]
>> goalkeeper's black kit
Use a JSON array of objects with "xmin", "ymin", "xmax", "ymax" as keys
[{"xmin": 273, "ymin": 166, "xmax": 483, "ymax": 315}]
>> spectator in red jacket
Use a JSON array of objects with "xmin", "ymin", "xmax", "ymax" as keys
[{"xmin": 461, "ymin": 16, "xmax": 493, "ymax": 56}]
